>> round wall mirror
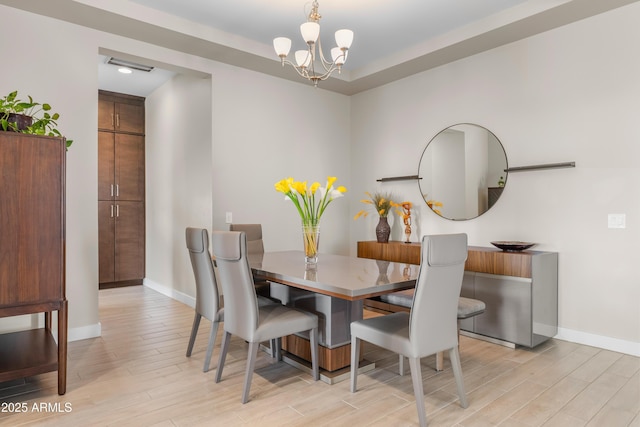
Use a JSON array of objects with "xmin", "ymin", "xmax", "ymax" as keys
[{"xmin": 418, "ymin": 123, "xmax": 508, "ymax": 220}]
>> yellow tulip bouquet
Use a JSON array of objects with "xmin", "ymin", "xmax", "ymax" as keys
[{"xmin": 274, "ymin": 176, "xmax": 347, "ymax": 262}]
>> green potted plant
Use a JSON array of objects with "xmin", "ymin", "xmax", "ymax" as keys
[{"xmin": 0, "ymin": 90, "xmax": 73, "ymax": 148}]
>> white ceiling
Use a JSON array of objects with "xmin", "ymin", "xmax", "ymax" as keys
[{"xmin": 2, "ymin": 0, "xmax": 638, "ymax": 95}]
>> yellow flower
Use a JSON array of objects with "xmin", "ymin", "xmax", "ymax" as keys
[
  {"xmin": 310, "ymin": 182, "xmax": 321, "ymax": 194},
  {"xmin": 274, "ymin": 177, "xmax": 293, "ymax": 193},
  {"xmin": 353, "ymin": 210, "xmax": 368, "ymax": 220},
  {"xmin": 291, "ymin": 180, "xmax": 307, "ymax": 195}
]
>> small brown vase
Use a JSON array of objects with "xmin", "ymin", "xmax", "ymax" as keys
[
  {"xmin": 375, "ymin": 216, "xmax": 391, "ymax": 243},
  {"xmin": 5, "ymin": 113, "xmax": 33, "ymax": 131}
]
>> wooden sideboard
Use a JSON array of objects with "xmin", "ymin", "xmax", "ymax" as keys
[{"xmin": 357, "ymin": 241, "xmax": 558, "ymax": 348}]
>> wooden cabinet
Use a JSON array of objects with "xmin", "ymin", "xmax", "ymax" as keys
[
  {"xmin": 98, "ymin": 91, "xmax": 145, "ymax": 134},
  {"xmin": 0, "ymin": 133, "xmax": 67, "ymax": 395},
  {"xmin": 99, "ymin": 201, "xmax": 145, "ymax": 283},
  {"xmin": 98, "ymin": 91, "xmax": 145, "ymax": 288},
  {"xmin": 357, "ymin": 241, "xmax": 558, "ymax": 348},
  {"xmin": 98, "ymin": 132, "xmax": 145, "ymax": 201}
]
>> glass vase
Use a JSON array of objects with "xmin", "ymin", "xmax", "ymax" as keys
[{"xmin": 302, "ymin": 225, "xmax": 320, "ymax": 264}]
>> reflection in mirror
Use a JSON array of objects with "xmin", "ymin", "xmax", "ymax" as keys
[{"xmin": 418, "ymin": 124, "xmax": 507, "ymax": 220}]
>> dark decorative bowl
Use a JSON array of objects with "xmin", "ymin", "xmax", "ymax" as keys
[{"xmin": 490, "ymin": 241, "xmax": 536, "ymax": 252}]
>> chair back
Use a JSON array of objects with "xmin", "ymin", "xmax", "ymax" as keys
[
  {"xmin": 211, "ymin": 231, "xmax": 259, "ymax": 341},
  {"xmin": 409, "ymin": 233, "xmax": 468, "ymax": 356},
  {"xmin": 229, "ymin": 224, "xmax": 264, "ymax": 255},
  {"xmin": 185, "ymin": 227, "xmax": 219, "ymax": 321}
]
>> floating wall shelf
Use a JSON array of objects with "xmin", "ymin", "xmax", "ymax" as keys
[
  {"xmin": 376, "ymin": 175, "xmax": 422, "ymax": 182},
  {"xmin": 505, "ymin": 161, "xmax": 575, "ymax": 173}
]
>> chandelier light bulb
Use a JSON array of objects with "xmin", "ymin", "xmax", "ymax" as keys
[
  {"xmin": 335, "ymin": 29, "xmax": 353, "ymax": 49},
  {"xmin": 300, "ymin": 22, "xmax": 320, "ymax": 44},
  {"xmin": 295, "ymin": 50, "xmax": 312, "ymax": 68},
  {"xmin": 273, "ymin": 37, "xmax": 292, "ymax": 57},
  {"xmin": 331, "ymin": 47, "xmax": 347, "ymax": 66}
]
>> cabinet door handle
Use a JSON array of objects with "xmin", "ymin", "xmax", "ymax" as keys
[
  {"xmin": 116, "ymin": 204, "xmax": 120, "ymax": 217},
  {"xmin": 115, "ymin": 113, "xmax": 120, "ymax": 128},
  {"xmin": 111, "ymin": 113, "xmax": 114, "ymax": 127},
  {"xmin": 116, "ymin": 184, "xmax": 119, "ymax": 197},
  {"xmin": 110, "ymin": 184, "xmax": 114, "ymax": 197},
  {"xmin": 110, "ymin": 204, "xmax": 114, "ymax": 218}
]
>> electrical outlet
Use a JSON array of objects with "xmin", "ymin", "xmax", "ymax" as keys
[
  {"xmin": 225, "ymin": 212, "xmax": 233, "ymax": 224},
  {"xmin": 608, "ymin": 213, "xmax": 625, "ymax": 229}
]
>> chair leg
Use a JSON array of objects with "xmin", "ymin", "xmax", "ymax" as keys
[
  {"xmin": 186, "ymin": 313, "xmax": 201, "ymax": 357},
  {"xmin": 214, "ymin": 331, "xmax": 231, "ymax": 383},
  {"xmin": 242, "ymin": 342, "xmax": 260, "ymax": 404},
  {"xmin": 309, "ymin": 327, "xmax": 319, "ymax": 381},
  {"xmin": 436, "ymin": 351, "xmax": 444, "ymax": 371},
  {"xmin": 449, "ymin": 347, "xmax": 468, "ymax": 408},
  {"xmin": 409, "ymin": 357, "xmax": 427, "ymax": 427},
  {"xmin": 203, "ymin": 320, "xmax": 219, "ymax": 372},
  {"xmin": 350, "ymin": 335, "xmax": 360, "ymax": 393},
  {"xmin": 399, "ymin": 355, "xmax": 405, "ymax": 376}
]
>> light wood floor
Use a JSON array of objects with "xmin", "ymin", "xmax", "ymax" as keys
[{"xmin": 1, "ymin": 286, "xmax": 638, "ymax": 426}]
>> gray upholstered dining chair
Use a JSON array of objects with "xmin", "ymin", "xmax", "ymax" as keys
[
  {"xmin": 381, "ymin": 290, "xmax": 485, "ymax": 372},
  {"xmin": 185, "ymin": 227, "xmax": 224, "ymax": 372},
  {"xmin": 211, "ymin": 230, "xmax": 320, "ymax": 404},
  {"xmin": 185, "ymin": 227, "xmax": 278, "ymax": 372},
  {"xmin": 229, "ymin": 223, "xmax": 271, "ymax": 298},
  {"xmin": 350, "ymin": 233, "xmax": 469, "ymax": 427}
]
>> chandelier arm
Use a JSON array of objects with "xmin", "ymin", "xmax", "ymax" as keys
[
  {"xmin": 281, "ymin": 58, "xmax": 338, "ymax": 83},
  {"xmin": 281, "ymin": 58, "xmax": 312, "ymax": 80},
  {"xmin": 316, "ymin": 38, "xmax": 334, "ymax": 72}
]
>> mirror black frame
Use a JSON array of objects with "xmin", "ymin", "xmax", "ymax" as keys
[{"xmin": 418, "ymin": 123, "xmax": 508, "ymax": 220}]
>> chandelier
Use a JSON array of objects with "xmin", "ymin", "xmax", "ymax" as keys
[{"xmin": 273, "ymin": 1, "xmax": 353, "ymax": 87}]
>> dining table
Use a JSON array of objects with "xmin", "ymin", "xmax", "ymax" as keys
[{"xmin": 247, "ymin": 250, "xmax": 419, "ymax": 384}]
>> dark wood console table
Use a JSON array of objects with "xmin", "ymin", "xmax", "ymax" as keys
[{"xmin": 357, "ymin": 241, "xmax": 558, "ymax": 347}]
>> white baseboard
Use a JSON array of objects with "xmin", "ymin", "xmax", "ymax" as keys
[
  {"xmin": 555, "ymin": 327, "xmax": 640, "ymax": 357},
  {"xmin": 143, "ymin": 278, "xmax": 195, "ymax": 308},
  {"xmin": 51, "ymin": 322, "xmax": 101, "ymax": 343},
  {"xmin": 68, "ymin": 322, "xmax": 102, "ymax": 342}
]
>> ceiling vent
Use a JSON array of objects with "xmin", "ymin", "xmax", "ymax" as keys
[{"xmin": 106, "ymin": 57, "xmax": 154, "ymax": 72}]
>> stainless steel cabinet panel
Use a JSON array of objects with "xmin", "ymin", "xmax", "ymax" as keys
[{"xmin": 474, "ymin": 273, "xmax": 533, "ymax": 346}]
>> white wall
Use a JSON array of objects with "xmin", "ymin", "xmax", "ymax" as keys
[
  {"xmin": 350, "ymin": 3, "xmax": 640, "ymax": 354},
  {"xmin": 209, "ymin": 64, "xmax": 351, "ymax": 256},
  {"xmin": 144, "ymin": 74, "xmax": 213, "ymax": 301}
]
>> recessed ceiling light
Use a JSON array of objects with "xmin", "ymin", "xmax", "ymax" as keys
[
  {"xmin": 118, "ymin": 67, "xmax": 133, "ymax": 74},
  {"xmin": 107, "ymin": 56, "xmax": 154, "ymax": 72}
]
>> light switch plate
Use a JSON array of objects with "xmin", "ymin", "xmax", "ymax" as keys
[
  {"xmin": 608, "ymin": 214, "xmax": 625, "ymax": 229},
  {"xmin": 225, "ymin": 212, "xmax": 232, "ymax": 224}
]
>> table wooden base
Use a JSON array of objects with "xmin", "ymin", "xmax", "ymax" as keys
[
  {"xmin": 281, "ymin": 351, "xmax": 375, "ymax": 385},
  {"xmin": 281, "ymin": 334, "xmax": 363, "ymax": 372}
]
